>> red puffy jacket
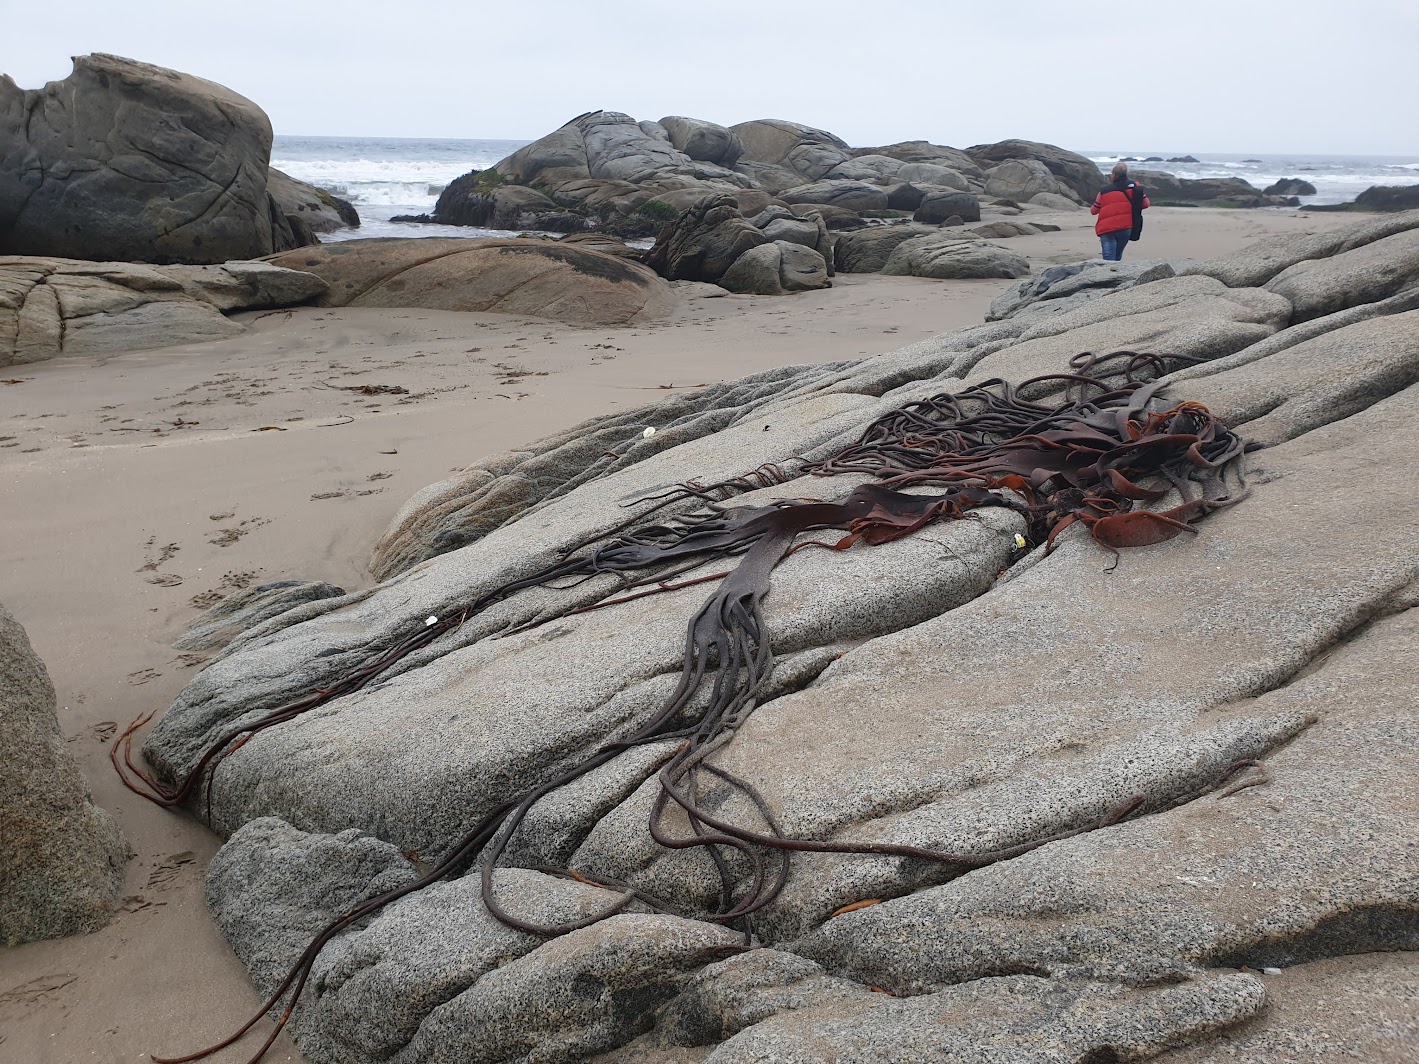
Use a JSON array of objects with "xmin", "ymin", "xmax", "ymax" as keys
[{"xmin": 1091, "ymin": 181, "xmax": 1149, "ymax": 235}]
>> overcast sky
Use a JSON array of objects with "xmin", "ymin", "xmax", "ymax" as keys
[{"xmin": 3, "ymin": 0, "xmax": 1414, "ymax": 155}]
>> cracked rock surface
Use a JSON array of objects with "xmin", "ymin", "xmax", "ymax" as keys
[
  {"xmin": 0, "ymin": 54, "xmax": 298, "ymax": 265},
  {"xmin": 162, "ymin": 211, "xmax": 1419, "ymax": 1061},
  {"xmin": 0, "ymin": 256, "xmax": 328, "ymax": 366}
]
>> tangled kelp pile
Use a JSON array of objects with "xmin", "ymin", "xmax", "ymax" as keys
[{"xmin": 117, "ymin": 352, "xmax": 1252, "ymax": 1063}]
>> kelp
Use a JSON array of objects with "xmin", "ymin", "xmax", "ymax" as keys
[{"xmin": 118, "ymin": 352, "xmax": 1252, "ymax": 1064}]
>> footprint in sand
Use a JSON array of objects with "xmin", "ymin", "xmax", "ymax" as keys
[
  {"xmin": 208, "ymin": 516, "xmax": 270, "ymax": 547},
  {"xmin": 125, "ymin": 668, "xmax": 161, "ymax": 685},
  {"xmin": 0, "ymin": 973, "xmax": 78, "ymax": 1019},
  {"xmin": 135, "ymin": 536, "xmax": 180, "ymax": 573},
  {"xmin": 146, "ymin": 852, "xmax": 197, "ymax": 890},
  {"xmin": 66, "ymin": 721, "xmax": 117, "ymax": 745}
]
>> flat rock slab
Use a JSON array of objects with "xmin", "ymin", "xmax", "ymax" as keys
[
  {"xmin": 965, "ymin": 275, "xmax": 1291, "ymax": 385},
  {"xmin": 581, "ymin": 383, "xmax": 1419, "ymax": 943},
  {"xmin": 799, "ymin": 565, "xmax": 1419, "ymax": 991},
  {"xmin": 265, "ymin": 237, "xmax": 681, "ymax": 325},
  {"xmin": 1262, "ymin": 226, "xmax": 1419, "ymax": 322},
  {"xmin": 1188, "ymin": 208, "xmax": 1419, "ymax": 289},
  {"xmin": 1165, "ymin": 308, "xmax": 1419, "ymax": 446},
  {"xmin": 152, "ymin": 211, "xmax": 1419, "ymax": 1062},
  {"xmin": 0, "ymin": 257, "xmax": 328, "ymax": 365}
]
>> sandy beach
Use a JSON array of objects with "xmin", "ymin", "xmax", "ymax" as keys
[{"xmin": 0, "ymin": 205, "xmax": 1369, "ymax": 1063}]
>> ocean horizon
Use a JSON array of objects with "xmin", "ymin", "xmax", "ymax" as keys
[{"xmin": 270, "ymin": 134, "xmax": 1419, "ymax": 242}]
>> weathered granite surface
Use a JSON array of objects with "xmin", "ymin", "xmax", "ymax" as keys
[
  {"xmin": 150, "ymin": 212, "xmax": 1419, "ymax": 1062},
  {"xmin": 1, "ymin": 256, "xmax": 328, "ymax": 365},
  {"xmin": 264, "ymin": 237, "xmax": 680, "ymax": 326},
  {"xmin": 0, "ymin": 54, "xmax": 307, "ymax": 264},
  {"xmin": 1, "ymin": 603, "xmax": 129, "ymax": 945}
]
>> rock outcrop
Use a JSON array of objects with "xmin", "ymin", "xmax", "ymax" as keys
[
  {"xmin": 1, "ymin": 603, "xmax": 129, "ymax": 946},
  {"xmin": 1, "ymin": 257, "xmax": 329, "ymax": 366},
  {"xmin": 880, "ymin": 233, "xmax": 1030, "ymax": 279},
  {"xmin": 425, "ymin": 117, "xmax": 1129, "ymax": 262},
  {"xmin": 1130, "ymin": 169, "xmax": 1296, "ymax": 206},
  {"xmin": 0, "ymin": 54, "xmax": 309, "ymax": 263},
  {"xmin": 266, "ymin": 168, "xmax": 360, "ymax": 234},
  {"xmin": 988, "ymin": 260, "xmax": 1179, "ymax": 321},
  {"xmin": 431, "ymin": 174, "xmax": 585, "ymax": 232},
  {"xmin": 718, "ymin": 240, "xmax": 830, "ymax": 295},
  {"xmin": 965, "ymin": 139, "xmax": 1103, "ymax": 201},
  {"xmin": 1356, "ymin": 184, "xmax": 1419, "ymax": 211},
  {"xmin": 1262, "ymin": 177, "xmax": 1317, "ymax": 197},
  {"xmin": 833, "ymin": 225, "xmax": 934, "ymax": 274},
  {"xmin": 982, "ymin": 158, "xmax": 1081, "ymax": 203},
  {"xmin": 264, "ymin": 237, "xmax": 680, "ymax": 326},
  {"xmin": 135, "ymin": 211, "xmax": 1419, "ymax": 1062}
]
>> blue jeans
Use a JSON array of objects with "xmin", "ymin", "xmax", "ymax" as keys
[{"xmin": 1100, "ymin": 229, "xmax": 1132, "ymax": 260}]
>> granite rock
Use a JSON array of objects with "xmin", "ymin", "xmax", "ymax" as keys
[
  {"xmin": 142, "ymin": 210, "xmax": 1419, "ymax": 1063},
  {"xmin": 1, "ymin": 55, "xmax": 289, "ymax": 263},
  {"xmin": 265, "ymin": 237, "xmax": 679, "ymax": 325},
  {"xmin": 645, "ymin": 194, "xmax": 769, "ymax": 284},
  {"xmin": 0, "ymin": 256, "xmax": 328, "ymax": 366},
  {"xmin": 719, "ymin": 241, "xmax": 830, "ymax": 295},
  {"xmin": 881, "ymin": 233, "xmax": 1030, "ymax": 279},
  {"xmin": 266, "ymin": 167, "xmax": 360, "ymax": 233},
  {"xmin": 1, "ymin": 603, "xmax": 129, "ymax": 946}
]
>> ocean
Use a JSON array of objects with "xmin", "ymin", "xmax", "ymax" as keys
[{"xmin": 270, "ymin": 135, "xmax": 1419, "ymax": 240}]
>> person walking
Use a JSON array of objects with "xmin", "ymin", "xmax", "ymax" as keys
[{"xmin": 1090, "ymin": 162, "xmax": 1149, "ymax": 261}]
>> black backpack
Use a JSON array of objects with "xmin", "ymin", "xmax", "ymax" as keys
[{"xmin": 1127, "ymin": 183, "xmax": 1144, "ymax": 241}]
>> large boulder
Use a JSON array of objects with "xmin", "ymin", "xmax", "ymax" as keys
[
  {"xmin": 832, "ymin": 225, "xmax": 934, "ymax": 274},
  {"xmin": 431, "ymin": 177, "xmax": 580, "ymax": 231},
  {"xmin": 965, "ymin": 139, "xmax": 1103, "ymax": 201},
  {"xmin": 718, "ymin": 240, "xmax": 831, "ymax": 295},
  {"xmin": 853, "ymin": 141, "xmax": 985, "ymax": 181},
  {"xmin": 748, "ymin": 206, "xmax": 833, "ymax": 266},
  {"xmin": 988, "ymin": 259, "xmax": 1177, "ymax": 321},
  {"xmin": 729, "ymin": 120, "xmax": 854, "ymax": 182},
  {"xmin": 826, "ymin": 154, "xmax": 904, "ymax": 182},
  {"xmin": 983, "ymin": 159, "xmax": 1075, "ymax": 202},
  {"xmin": 266, "ymin": 168, "xmax": 360, "ymax": 234},
  {"xmin": 658, "ymin": 116, "xmax": 743, "ymax": 167},
  {"xmin": 730, "ymin": 160, "xmax": 806, "ymax": 195},
  {"xmin": 895, "ymin": 162, "xmax": 970, "ymax": 190},
  {"xmin": 0, "ymin": 54, "xmax": 296, "ymax": 263},
  {"xmin": 1, "ymin": 603, "xmax": 129, "ymax": 946},
  {"xmin": 1356, "ymin": 184, "xmax": 1419, "ymax": 211},
  {"xmin": 881, "ymin": 233, "xmax": 1030, "ymax": 279},
  {"xmin": 645, "ymin": 194, "xmax": 769, "ymax": 283},
  {"xmin": 912, "ymin": 190, "xmax": 981, "ymax": 224},
  {"xmin": 0, "ymin": 257, "xmax": 329, "ymax": 366},
  {"xmin": 1263, "ymin": 177, "xmax": 1317, "ymax": 197},
  {"xmin": 265, "ymin": 237, "xmax": 679, "ymax": 325},
  {"xmin": 779, "ymin": 180, "xmax": 888, "ymax": 213},
  {"xmin": 479, "ymin": 112, "xmax": 751, "ymax": 223}
]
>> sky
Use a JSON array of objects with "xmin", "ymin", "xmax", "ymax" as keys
[{"xmin": 3, "ymin": 0, "xmax": 1415, "ymax": 155}]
